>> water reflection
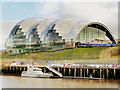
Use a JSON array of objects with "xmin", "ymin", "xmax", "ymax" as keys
[{"xmin": 1, "ymin": 75, "xmax": 118, "ymax": 88}]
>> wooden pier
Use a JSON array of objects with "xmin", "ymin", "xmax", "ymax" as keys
[{"xmin": 1, "ymin": 65, "xmax": 120, "ymax": 79}]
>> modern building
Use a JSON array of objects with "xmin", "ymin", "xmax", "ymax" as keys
[{"xmin": 5, "ymin": 18, "xmax": 116, "ymax": 55}]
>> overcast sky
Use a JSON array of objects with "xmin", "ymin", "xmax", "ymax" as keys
[{"xmin": 0, "ymin": 0, "xmax": 119, "ymax": 50}]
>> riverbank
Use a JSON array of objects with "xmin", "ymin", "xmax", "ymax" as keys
[
  {"xmin": 2, "ymin": 47, "xmax": 110, "ymax": 60},
  {"xmin": 2, "ymin": 46, "xmax": 120, "ymax": 60},
  {"xmin": 1, "ymin": 46, "xmax": 119, "ymax": 67}
]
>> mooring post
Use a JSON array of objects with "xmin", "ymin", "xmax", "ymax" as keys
[
  {"xmin": 69, "ymin": 67, "xmax": 71, "ymax": 76},
  {"xmin": 74, "ymin": 67, "xmax": 76, "ymax": 77},
  {"xmin": 80, "ymin": 68, "xmax": 82, "ymax": 77},
  {"xmin": 87, "ymin": 68, "xmax": 89, "ymax": 77}
]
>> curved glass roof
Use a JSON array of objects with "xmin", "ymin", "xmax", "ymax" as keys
[
  {"xmin": 18, "ymin": 18, "xmax": 45, "ymax": 34},
  {"xmin": 37, "ymin": 19, "xmax": 56, "ymax": 41},
  {"xmin": 7, "ymin": 17, "xmax": 116, "ymax": 45},
  {"xmin": 54, "ymin": 18, "xmax": 91, "ymax": 41}
]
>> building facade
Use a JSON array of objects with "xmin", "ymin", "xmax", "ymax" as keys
[{"xmin": 5, "ymin": 18, "xmax": 116, "ymax": 55}]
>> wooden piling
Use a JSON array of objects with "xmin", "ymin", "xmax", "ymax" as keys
[
  {"xmin": 58, "ymin": 67, "xmax": 60, "ymax": 72},
  {"xmin": 78, "ymin": 68, "xmax": 79, "ymax": 77},
  {"xmin": 80, "ymin": 68, "xmax": 82, "ymax": 77},
  {"xmin": 74, "ymin": 68, "xmax": 76, "ymax": 77},
  {"xmin": 60, "ymin": 68, "xmax": 62, "ymax": 73},
  {"xmin": 84, "ymin": 68, "xmax": 85, "ymax": 77},
  {"xmin": 6, "ymin": 67, "xmax": 8, "ymax": 72},
  {"xmin": 13, "ymin": 67, "xmax": 14, "ymax": 72},
  {"xmin": 103, "ymin": 69, "xmax": 104, "ymax": 79},
  {"xmin": 106, "ymin": 68, "xmax": 109, "ymax": 79},
  {"xmin": 10, "ymin": 67, "xmax": 11, "ymax": 71},
  {"xmin": 93, "ymin": 69, "xmax": 95, "ymax": 77},
  {"xmin": 20, "ymin": 67, "xmax": 22, "ymax": 72},
  {"xmin": 44, "ymin": 67, "xmax": 46, "ymax": 73},
  {"xmin": 6, "ymin": 67, "xmax": 8, "ymax": 71},
  {"xmin": 93, "ymin": 69, "xmax": 95, "ymax": 74},
  {"xmin": 2, "ymin": 65, "xmax": 120, "ymax": 79},
  {"xmin": 59, "ymin": 68, "xmax": 61, "ymax": 73},
  {"xmin": 16, "ymin": 67, "xmax": 18, "ymax": 71},
  {"xmin": 64, "ymin": 68, "xmax": 65, "ymax": 75},
  {"xmin": 24, "ymin": 67, "xmax": 26, "ymax": 71},
  {"xmin": 69, "ymin": 68, "xmax": 71, "ymax": 76},
  {"xmin": 114, "ymin": 68, "xmax": 116, "ymax": 78},
  {"xmin": 79, "ymin": 68, "xmax": 80, "ymax": 77},
  {"xmin": 87, "ymin": 68, "xmax": 89, "ymax": 76},
  {"xmin": 4, "ymin": 67, "xmax": 5, "ymax": 72},
  {"xmin": 100, "ymin": 69, "xmax": 102, "ymax": 79}
]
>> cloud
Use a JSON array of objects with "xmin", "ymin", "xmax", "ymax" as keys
[
  {"xmin": 35, "ymin": 2, "xmax": 118, "ymax": 38},
  {"xmin": 35, "ymin": 1, "xmax": 60, "ymax": 18},
  {"xmin": 0, "ymin": 20, "xmax": 20, "ymax": 49}
]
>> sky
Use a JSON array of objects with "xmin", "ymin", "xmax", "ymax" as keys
[
  {"xmin": 2, "ymin": 2, "xmax": 40, "ymax": 21},
  {"xmin": 0, "ymin": 0, "xmax": 119, "ymax": 50}
]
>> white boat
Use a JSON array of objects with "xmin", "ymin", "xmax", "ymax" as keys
[{"xmin": 21, "ymin": 65, "xmax": 53, "ymax": 78}]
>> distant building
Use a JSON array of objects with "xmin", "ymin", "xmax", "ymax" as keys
[{"xmin": 5, "ymin": 18, "xmax": 116, "ymax": 55}]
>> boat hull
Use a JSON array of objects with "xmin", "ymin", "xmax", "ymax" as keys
[{"xmin": 21, "ymin": 73, "xmax": 53, "ymax": 78}]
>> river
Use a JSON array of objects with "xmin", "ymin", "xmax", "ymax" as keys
[{"xmin": 0, "ymin": 75, "xmax": 119, "ymax": 88}]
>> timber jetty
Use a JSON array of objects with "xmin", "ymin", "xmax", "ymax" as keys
[{"xmin": 1, "ymin": 65, "xmax": 120, "ymax": 80}]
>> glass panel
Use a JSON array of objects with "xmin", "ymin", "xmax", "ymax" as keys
[{"xmin": 76, "ymin": 26, "xmax": 106, "ymax": 44}]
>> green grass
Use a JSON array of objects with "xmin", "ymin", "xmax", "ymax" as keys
[{"xmin": 2, "ymin": 47, "xmax": 108, "ymax": 60}]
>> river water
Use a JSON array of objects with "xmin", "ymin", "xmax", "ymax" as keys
[{"xmin": 0, "ymin": 75, "xmax": 119, "ymax": 88}]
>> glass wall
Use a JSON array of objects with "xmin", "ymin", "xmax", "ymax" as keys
[
  {"xmin": 7, "ymin": 26, "xmax": 27, "ymax": 54},
  {"xmin": 43, "ymin": 25, "xmax": 65, "ymax": 50},
  {"xmin": 76, "ymin": 26, "xmax": 106, "ymax": 44}
]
